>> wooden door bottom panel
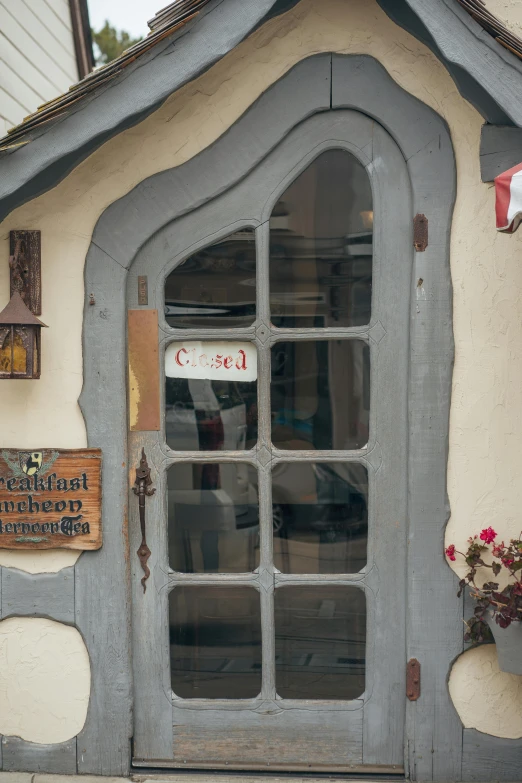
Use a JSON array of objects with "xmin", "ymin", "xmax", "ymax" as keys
[{"xmin": 171, "ymin": 705, "xmax": 362, "ymax": 768}]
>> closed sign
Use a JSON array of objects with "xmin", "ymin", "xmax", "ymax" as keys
[{"xmin": 165, "ymin": 341, "xmax": 257, "ymax": 382}]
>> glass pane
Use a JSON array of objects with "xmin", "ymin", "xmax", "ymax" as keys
[
  {"xmin": 0, "ymin": 328, "xmax": 27, "ymax": 375},
  {"xmin": 272, "ymin": 462, "xmax": 368, "ymax": 574},
  {"xmin": 271, "ymin": 340, "xmax": 369, "ymax": 450},
  {"xmin": 168, "ymin": 463, "xmax": 260, "ymax": 573},
  {"xmin": 270, "ymin": 150, "xmax": 372, "ymax": 328},
  {"xmin": 275, "ymin": 586, "xmax": 366, "ymax": 700},
  {"xmin": 169, "ymin": 586, "xmax": 262, "ymax": 699},
  {"xmin": 166, "ymin": 377, "xmax": 258, "ymax": 450},
  {"xmin": 165, "ymin": 229, "xmax": 256, "ymax": 328}
]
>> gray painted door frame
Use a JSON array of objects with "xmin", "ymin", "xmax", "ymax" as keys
[{"xmin": 79, "ymin": 54, "xmax": 462, "ymax": 779}]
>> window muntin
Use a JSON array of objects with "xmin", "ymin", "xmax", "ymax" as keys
[{"xmin": 269, "ymin": 150, "xmax": 372, "ymax": 329}]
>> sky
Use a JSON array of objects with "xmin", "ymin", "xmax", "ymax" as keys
[{"xmin": 87, "ymin": 0, "xmax": 164, "ymax": 37}]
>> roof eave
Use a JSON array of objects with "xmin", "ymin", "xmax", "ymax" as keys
[{"xmin": 2, "ymin": 0, "xmax": 522, "ymax": 226}]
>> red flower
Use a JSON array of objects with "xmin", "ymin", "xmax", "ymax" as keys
[
  {"xmin": 480, "ymin": 527, "xmax": 497, "ymax": 544},
  {"xmin": 492, "ymin": 542, "xmax": 505, "ymax": 557},
  {"xmin": 445, "ymin": 544, "xmax": 456, "ymax": 562},
  {"xmin": 502, "ymin": 557, "xmax": 515, "ymax": 568}
]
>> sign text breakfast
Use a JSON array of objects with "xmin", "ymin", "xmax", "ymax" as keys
[{"xmin": 0, "ymin": 449, "xmax": 102, "ymax": 550}]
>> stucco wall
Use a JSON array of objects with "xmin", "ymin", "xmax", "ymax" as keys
[
  {"xmin": 486, "ymin": 0, "xmax": 522, "ymax": 37},
  {"xmin": 449, "ymin": 645, "xmax": 522, "ymax": 739},
  {"xmin": 0, "ymin": 0, "xmax": 521, "ymax": 745},
  {"xmin": 0, "ymin": 617, "xmax": 90, "ymax": 743}
]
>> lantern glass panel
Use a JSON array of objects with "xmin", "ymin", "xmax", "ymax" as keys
[
  {"xmin": 0, "ymin": 325, "xmax": 40, "ymax": 378},
  {"xmin": 12, "ymin": 329, "xmax": 28, "ymax": 374},
  {"xmin": 0, "ymin": 327, "xmax": 12, "ymax": 375},
  {"xmin": 31, "ymin": 328, "xmax": 40, "ymax": 377}
]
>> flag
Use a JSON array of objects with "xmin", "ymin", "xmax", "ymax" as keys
[{"xmin": 495, "ymin": 161, "xmax": 522, "ymax": 233}]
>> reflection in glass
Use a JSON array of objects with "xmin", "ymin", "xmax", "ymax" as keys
[
  {"xmin": 272, "ymin": 462, "xmax": 368, "ymax": 574},
  {"xmin": 271, "ymin": 340, "xmax": 370, "ymax": 450},
  {"xmin": 170, "ymin": 587, "xmax": 262, "ymax": 699},
  {"xmin": 270, "ymin": 150, "xmax": 372, "ymax": 328},
  {"xmin": 165, "ymin": 229, "xmax": 256, "ymax": 328},
  {"xmin": 168, "ymin": 463, "xmax": 260, "ymax": 573},
  {"xmin": 166, "ymin": 377, "xmax": 258, "ymax": 451},
  {"xmin": 275, "ymin": 586, "xmax": 366, "ymax": 700}
]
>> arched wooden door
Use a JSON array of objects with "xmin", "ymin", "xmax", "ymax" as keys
[{"xmin": 128, "ymin": 109, "xmax": 412, "ymax": 772}]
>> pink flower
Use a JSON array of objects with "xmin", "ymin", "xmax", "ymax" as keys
[
  {"xmin": 445, "ymin": 544, "xmax": 456, "ymax": 562},
  {"xmin": 502, "ymin": 557, "xmax": 515, "ymax": 568},
  {"xmin": 492, "ymin": 542, "xmax": 505, "ymax": 557},
  {"xmin": 480, "ymin": 527, "xmax": 497, "ymax": 544}
]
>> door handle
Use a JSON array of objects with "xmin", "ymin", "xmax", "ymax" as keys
[{"xmin": 132, "ymin": 448, "xmax": 156, "ymax": 592}]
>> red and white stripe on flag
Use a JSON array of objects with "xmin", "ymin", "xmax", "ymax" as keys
[{"xmin": 496, "ymin": 161, "xmax": 522, "ymax": 233}]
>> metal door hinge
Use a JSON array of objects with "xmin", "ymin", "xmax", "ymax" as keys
[
  {"xmin": 407, "ymin": 658, "xmax": 421, "ymax": 700},
  {"xmin": 414, "ymin": 213, "xmax": 428, "ymax": 251}
]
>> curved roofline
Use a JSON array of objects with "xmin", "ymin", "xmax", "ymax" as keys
[{"xmin": 0, "ymin": 0, "xmax": 521, "ymax": 224}]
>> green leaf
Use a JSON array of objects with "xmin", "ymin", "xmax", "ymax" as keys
[{"xmin": 91, "ymin": 21, "xmax": 142, "ymax": 66}]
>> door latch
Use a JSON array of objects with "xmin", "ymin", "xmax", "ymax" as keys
[
  {"xmin": 132, "ymin": 448, "xmax": 156, "ymax": 592},
  {"xmin": 407, "ymin": 658, "xmax": 421, "ymax": 701}
]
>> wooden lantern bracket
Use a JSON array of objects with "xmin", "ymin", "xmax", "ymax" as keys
[{"xmin": 9, "ymin": 230, "xmax": 41, "ymax": 315}]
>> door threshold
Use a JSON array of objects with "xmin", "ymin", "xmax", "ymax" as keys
[
  {"xmin": 132, "ymin": 764, "xmax": 405, "ymax": 780},
  {"xmin": 133, "ymin": 760, "xmax": 403, "ymax": 775},
  {"xmin": 133, "ymin": 775, "xmax": 405, "ymax": 782}
]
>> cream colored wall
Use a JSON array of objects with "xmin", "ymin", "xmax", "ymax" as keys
[
  {"xmin": 0, "ymin": 0, "xmax": 521, "ymax": 744},
  {"xmin": 0, "ymin": 617, "xmax": 90, "ymax": 743},
  {"xmin": 450, "ymin": 645, "xmax": 522, "ymax": 738},
  {"xmin": 486, "ymin": 0, "xmax": 522, "ymax": 37}
]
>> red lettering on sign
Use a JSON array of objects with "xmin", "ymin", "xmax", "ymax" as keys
[
  {"xmin": 236, "ymin": 349, "xmax": 247, "ymax": 371},
  {"xmin": 166, "ymin": 343, "xmax": 255, "ymax": 381},
  {"xmin": 175, "ymin": 348, "xmax": 189, "ymax": 367}
]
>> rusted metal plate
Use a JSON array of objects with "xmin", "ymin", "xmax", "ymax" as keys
[
  {"xmin": 128, "ymin": 309, "xmax": 160, "ymax": 431},
  {"xmin": 9, "ymin": 230, "xmax": 42, "ymax": 314},
  {"xmin": 0, "ymin": 448, "xmax": 102, "ymax": 549},
  {"xmin": 138, "ymin": 275, "xmax": 148, "ymax": 305},
  {"xmin": 406, "ymin": 658, "xmax": 421, "ymax": 701},
  {"xmin": 413, "ymin": 213, "xmax": 428, "ymax": 252}
]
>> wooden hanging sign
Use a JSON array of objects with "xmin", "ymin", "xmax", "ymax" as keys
[{"xmin": 0, "ymin": 448, "xmax": 102, "ymax": 550}]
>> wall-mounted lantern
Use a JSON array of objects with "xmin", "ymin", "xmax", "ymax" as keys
[
  {"xmin": 0, "ymin": 292, "xmax": 47, "ymax": 379},
  {"xmin": 0, "ymin": 230, "xmax": 46, "ymax": 379}
]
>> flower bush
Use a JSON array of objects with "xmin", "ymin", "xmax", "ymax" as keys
[{"xmin": 445, "ymin": 529, "xmax": 522, "ymax": 643}]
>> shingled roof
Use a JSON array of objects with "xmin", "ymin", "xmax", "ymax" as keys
[
  {"xmin": 1, "ymin": 0, "xmax": 522, "ymax": 228},
  {"xmin": 456, "ymin": 0, "xmax": 522, "ymax": 59},
  {"xmin": 1, "ymin": 0, "xmax": 522, "ymax": 152},
  {"xmin": 0, "ymin": 0, "xmax": 213, "ymax": 149}
]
